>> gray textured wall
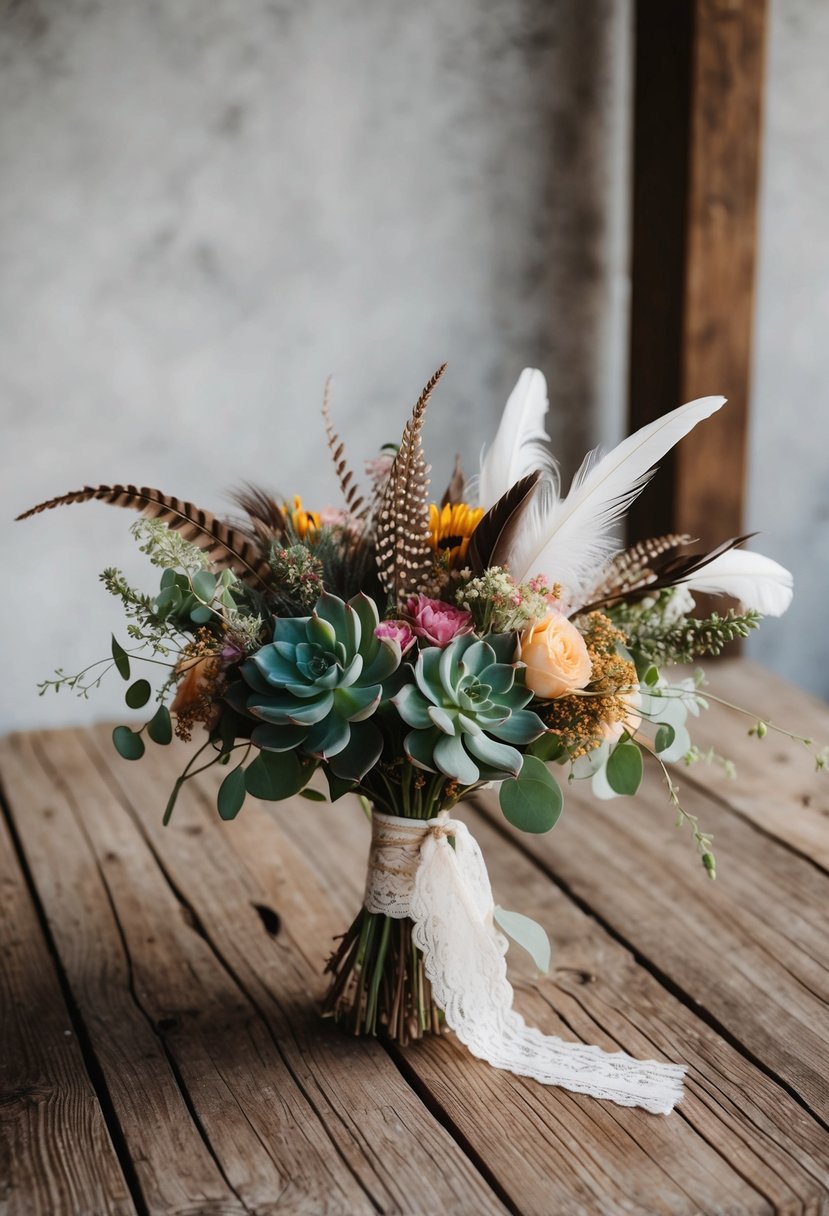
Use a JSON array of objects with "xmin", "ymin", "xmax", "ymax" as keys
[
  {"xmin": 746, "ymin": 0, "xmax": 829, "ymax": 699},
  {"xmin": 1, "ymin": 0, "xmax": 631, "ymax": 731}
]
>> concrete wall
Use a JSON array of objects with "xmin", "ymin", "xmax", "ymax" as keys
[
  {"xmin": 1, "ymin": 0, "xmax": 631, "ymax": 731},
  {"xmin": 745, "ymin": 0, "xmax": 829, "ymax": 699}
]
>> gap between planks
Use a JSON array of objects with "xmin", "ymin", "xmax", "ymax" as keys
[{"xmin": 89, "ymin": 723, "xmax": 829, "ymax": 1216}]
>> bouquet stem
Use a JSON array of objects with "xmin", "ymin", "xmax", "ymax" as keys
[{"xmin": 322, "ymin": 908, "xmax": 442, "ymax": 1045}]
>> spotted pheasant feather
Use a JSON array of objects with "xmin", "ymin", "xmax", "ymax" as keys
[
  {"xmin": 16, "ymin": 485, "xmax": 272, "ymax": 587},
  {"xmin": 375, "ymin": 364, "xmax": 446, "ymax": 604}
]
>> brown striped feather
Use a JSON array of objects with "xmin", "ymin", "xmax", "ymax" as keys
[
  {"xmin": 16, "ymin": 485, "xmax": 272, "ymax": 587},
  {"xmin": 322, "ymin": 377, "xmax": 365, "ymax": 517}
]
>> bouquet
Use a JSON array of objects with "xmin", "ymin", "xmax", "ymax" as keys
[{"xmin": 20, "ymin": 365, "xmax": 817, "ymax": 1114}]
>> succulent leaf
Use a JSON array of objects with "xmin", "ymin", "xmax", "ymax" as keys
[
  {"xmin": 241, "ymin": 593, "xmax": 401, "ymax": 775},
  {"xmin": 395, "ymin": 636, "xmax": 545, "ymax": 784}
]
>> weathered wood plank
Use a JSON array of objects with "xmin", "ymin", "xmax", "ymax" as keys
[
  {"xmin": 671, "ymin": 660, "xmax": 829, "ymax": 869},
  {"xmin": 629, "ymin": 0, "xmax": 767, "ymax": 546},
  {"xmin": 3, "ymin": 730, "xmax": 339, "ymax": 1215},
  {"xmin": 189, "ymin": 755, "xmax": 829, "ymax": 1213},
  {"xmin": 79, "ymin": 726, "xmax": 510, "ymax": 1216},
  {"xmin": 0, "ymin": 787, "xmax": 135, "ymax": 1216},
  {"xmin": 474, "ymin": 766, "xmax": 829, "ymax": 1130}
]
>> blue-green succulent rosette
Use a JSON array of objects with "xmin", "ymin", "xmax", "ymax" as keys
[
  {"xmin": 240, "ymin": 592, "xmax": 402, "ymax": 781},
  {"xmin": 393, "ymin": 633, "xmax": 545, "ymax": 786}
]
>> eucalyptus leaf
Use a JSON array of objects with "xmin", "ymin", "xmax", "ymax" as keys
[
  {"xmin": 606, "ymin": 741, "xmax": 644, "ymax": 796},
  {"xmin": 245, "ymin": 751, "xmax": 309, "ymax": 801},
  {"xmin": 111, "ymin": 636, "xmax": 130, "ymax": 681},
  {"xmin": 147, "ymin": 704, "xmax": 173, "ymax": 745},
  {"xmin": 654, "ymin": 723, "xmax": 676, "ymax": 754},
  {"xmin": 500, "ymin": 756, "xmax": 563, "ymax": 834},
  {"xmin": 192, "ymin": 570, "xmax": 218, "ymax": 602},
  {"xmin": 189, "ymin": 605, "xmax": 213, "ymax": 625},
  {"xmin": 112, "ymin": 725, "xmax": 145, "ymax": 761},
  {"xmin": 125, "ymin": 679, "xmax": 151, "ymax": 709},
  {"xmin": 160, "ymin": 568, "xmax": 177, "ymax": 590},
  {"xmin": 494, "ymin": 906, "xmax": 551, "ymax": 973},
  {"xmin": 217, "ymin": 766, "xmax": 247, "ymax": 820},
  {"xmin": 528, "ymin": 732, "xmax": 566, "ymax": 763}
]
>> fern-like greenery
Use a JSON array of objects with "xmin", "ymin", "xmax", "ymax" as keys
[{"xmin": 620, "ymin": 606, "xmax": 762, "ymax": 665}]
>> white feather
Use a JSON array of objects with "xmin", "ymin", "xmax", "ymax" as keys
[
  {"xmin": 504, "ymin": 395, "xmax": 727, "ymax": 602},
  {"xmin": 679, "ymin": 549, "xmax": 793, "ymax": 616},
  {"xmin": 478, "ymin": 369, "xmax": 556, "ymax": 510}
]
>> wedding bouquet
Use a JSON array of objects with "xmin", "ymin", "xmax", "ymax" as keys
[{"xmin": 20, "ymin": 365, "xmax": 814, "ymax": 1114}]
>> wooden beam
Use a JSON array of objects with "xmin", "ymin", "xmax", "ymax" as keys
[{"xmin": 628, "ymin": 0, "xmax": 768, "ymax": 546}]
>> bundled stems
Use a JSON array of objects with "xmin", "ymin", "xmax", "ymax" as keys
[{"xmin": 322, "ymin": 908, "xmax": 442, "ymax": 1045}]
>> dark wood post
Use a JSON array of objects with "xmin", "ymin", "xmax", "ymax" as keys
[{"xmin": 627, "ymin": 0, "xmax": 768, "ymax": 547}]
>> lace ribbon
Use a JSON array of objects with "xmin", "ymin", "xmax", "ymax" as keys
[{"xmin": 364, "ymin": 810, "xmax": 685, "ymax": 1115}]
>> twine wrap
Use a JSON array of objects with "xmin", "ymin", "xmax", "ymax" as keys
[{"xmin": 363, "ymin": 809, "xmax": 685, "ymax": 1115}]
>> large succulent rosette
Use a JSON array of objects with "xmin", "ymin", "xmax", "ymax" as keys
[{"xmin": 240, "ymin": 592, "xmax": 401, "ymax": 781}]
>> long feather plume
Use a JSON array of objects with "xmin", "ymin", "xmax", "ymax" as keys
[
  {"xmin": 467, "ymin": 472, "xmax": 541, "ymax": 576},
  {"xmin": 17, "ymin": 485, "xmax": 272, "ymax": 587},
  {"xmin": 375, "ymin": 365, "xmax": 445, "ymax": 604},
  {"xmin": 321, "ymin": 377, "xmax": 365, "ymax": 517},
  {"xmin": 503, "ymin": 395, "xmax": 726, "ymax": 604},
  {"xmin": 478, "ymin": 369, "xmax": 556, "ymax": 510},
  {"xmin": 678, "ymin": 548, "xmax": 793, "ymax": 616}
]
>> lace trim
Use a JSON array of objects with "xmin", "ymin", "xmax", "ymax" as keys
[{"xmin": 364, "ymin": 810, "xmax": 685, "ymax": 1115}]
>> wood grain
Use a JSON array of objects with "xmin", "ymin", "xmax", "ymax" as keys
[
  {"xmin": 628, "ymin": 0, "xmax": 768, "ymax": 546},
  {"xmin": 3, "ymin": 658, "xmax": 828, "ymax": 1214},
  {"xmin": 672, "ymin": 660, "xmax": 829, "ymax": 869},
  {"xmin": 474, "ymin": 771, "xmax": 829, "ymax": 1129},
  {"xmin": 78, "ymin": 726, "xmax": 509, "ymax": 1216},
  {"xmin": 223, "ymin": 769, "xmax": 829, "ymax": 1213},
  {"xmin": 0, "ymin": 787, "xmax": 134, "ymax": 1216}
]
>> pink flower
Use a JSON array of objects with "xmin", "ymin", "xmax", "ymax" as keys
[
  {"xmin": 375, "ymin": 619, "xmax": 416, "ymax": 654},
  {"xmin": 403, "ymin": 594, "xmax": 474, "ymax": 648}
]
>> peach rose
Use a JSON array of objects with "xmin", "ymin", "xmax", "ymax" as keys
[{"xmin": 519, "ymin": 613, "xmax": 592, "ymax": 699}]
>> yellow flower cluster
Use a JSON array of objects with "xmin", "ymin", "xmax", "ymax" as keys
[{"xmin": 538, "ymin": 613, "xmax": 638, "ymax": 758}]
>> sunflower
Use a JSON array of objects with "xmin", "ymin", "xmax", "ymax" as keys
[{"xmin": 428, "ymin": 502, "xmax": 484, "ymax": 568}]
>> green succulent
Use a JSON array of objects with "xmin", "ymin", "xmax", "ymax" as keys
[
  {"xmin": 241, "ymin": 592, "xmax": 401, "ymax": 780},
  {"xmin": 394, "ymin": 634, "xmax": 545, "ymax": 785}
]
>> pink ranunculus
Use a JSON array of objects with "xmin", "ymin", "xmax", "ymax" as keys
[
  {"xmin": 404, "ymin": 594, "xmax": 473, "ymax": 648},
  {"xmin": 375, "ymin": 619, "xmax": 416, "ymax": 654}
]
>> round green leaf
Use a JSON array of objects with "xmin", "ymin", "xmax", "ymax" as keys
[
  {"xmin": 147, "ymin": 704, "xmax": 173, "ymax": 745},
  {"xmin": 654, "ymin": 723, "xmax": 676, "ymax": 755},
  {"xmin": 606, "ymin": 741, "xmax": 644, "ymax": 796},
  {"xmin": 499, "ymin": 756, "xmax": 563, "ymax": 834},
  {"xmin": 245, "ymin": 751, "xmax": 308, "ymax": 801},
  {"xmin": 160, "ymin": 567, "xmax": 177, "ymax": 590},
  {"xmin": 217, "ymin": 766, "xmax": 247, "ymax": 820},
  {"xmin": 528, "ymin": 732, "xmax": 566, "ymax": 763},
  {"xmin": 189, "ymin": 605, "xmax": 213, "ymax": 625},
  {"xmin": 111, "ymin": 636, "xmax": 130, "ymax": 681},
  {"xmin": 112, "ymin": 725, "xmax": 145, "ymax": 761},
  {"xmin": 299, "ymin": 788, "xmax": 326, "ymax": 802},
  {"xmin": 192, "ymin": 570, "xmax": 217, "ymax": 602},
  {"xmin": 493, "ymin": 906, "xmax": 551, "ymax": 973},
  {"xmin": 125, "ymin": 679, "xmax": 151, "ymax": 709}
]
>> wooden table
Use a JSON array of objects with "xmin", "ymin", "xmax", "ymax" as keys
[{"xmin": 2, "ymin": 660, "xmax": 828, "ymax": 1215}]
